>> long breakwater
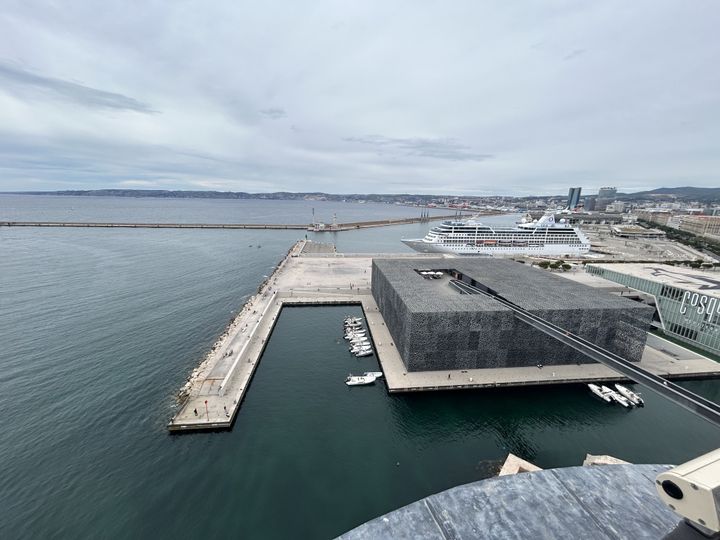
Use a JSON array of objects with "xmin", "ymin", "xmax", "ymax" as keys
[{"xmin": 0, "ymin": 213, "xmax": 474, "ymax": 231}]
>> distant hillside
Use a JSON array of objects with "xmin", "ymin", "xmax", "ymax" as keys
[
  {"xmin": 619, "ymin": 187, "xmax": 720, "ymax": 202},
  {"xmin": 10, "ymin": 189, "xmax": 444, "ymax": 203},
  {"xmin": 8, "ymin": 186, "xmax": 720, "ymax": 203}
]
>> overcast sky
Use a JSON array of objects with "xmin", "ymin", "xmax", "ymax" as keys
[{"xmin": 0, "ymin": 1, "xmax": 718, "ymax": 195}]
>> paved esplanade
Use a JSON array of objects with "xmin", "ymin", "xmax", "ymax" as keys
[
  {"xmin": 168, "ymin": 245, "xmax": 720, "ymax": 431},
  {"xmin": 337, "ymin": 464, "xmax": 680, "ymax": 539},
  {"xmin": 167, "ymin": 241, "xmax": 435, "ymax": 431}
]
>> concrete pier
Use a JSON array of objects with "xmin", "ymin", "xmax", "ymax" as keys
[{"xmin": 168, "ymin": 246, "xmax": 720, "ymax": 432}]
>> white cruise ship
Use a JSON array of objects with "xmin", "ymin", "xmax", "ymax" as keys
[{"xmin": 402, "ymin": 214, "xmax": 590, "ymax": 256}]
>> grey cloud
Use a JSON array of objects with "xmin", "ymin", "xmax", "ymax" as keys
[
  {"xmin": 0, "ymin": 61, "xmax": 156, "ymax": 113},
  {"xmin": 0, "ymin": 132, "xmax": 324, "ymax": 192},
  {"xmin": 1, "ymin": 1, "xmax": 719, "ymax": 194},
  {"xmin": 260, "ymin": 108, "xmax": 287, "ymax": 120},
  {"xmin": 563, "ymin": 49, "xmax": 586, "ymax": 61},
  {"xmin": 343, "ymin": 135, "xmax": 493, "ymax": 162}
]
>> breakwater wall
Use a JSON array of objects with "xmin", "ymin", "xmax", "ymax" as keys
[{"xmin": 0, "ymin": 213, "xmax": 474, "ymax": 231}]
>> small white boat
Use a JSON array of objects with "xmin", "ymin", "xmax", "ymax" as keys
[
  {"xmin": 355, "ymin": 350, "xmax": 374, "ymax": 357},
  {"xmin": 615, "ymin": 384, "xmax": 644, "ymax": 407},
  {"xmin": 345, "ymin": 317, "xmax": 363, "ymax": 323},
  {"xmin": 588, "ymin": 384, "xmax": 612, "ymax": 403},
  {"xmin": 363, "ymin": 371, "xmax": 383, "ymax": 378},
  {"xmin": 351, "ymin": 346, "xmax": 372, "ymax": 354},
  {"xmin": 345, "ymin": 374, "xmax": 376, "ymax": 386},
  {"xmin": 602, "ymin": 385, "xmax": 632, "ymax": 408},
  {"xmin": 344, "ymin": 332, "xmax": 366, "ymax": 339}
]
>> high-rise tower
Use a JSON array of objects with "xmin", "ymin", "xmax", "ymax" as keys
[{"xmin": 567, "ymin": 187, "xmax": 582, "ymax": 210}]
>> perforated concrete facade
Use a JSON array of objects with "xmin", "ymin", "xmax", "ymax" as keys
[{"xmin": 371, "ymin": 258, "xmax": 653, "ymax": 372}]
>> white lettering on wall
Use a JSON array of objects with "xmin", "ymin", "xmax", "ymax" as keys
[
  {"xmin": 679, "ymin": 291, "xmax": 720, "ymax": 323},
  {"xmin": 680, "ymin": 291, "xmax": 690, "ymax": 314}
]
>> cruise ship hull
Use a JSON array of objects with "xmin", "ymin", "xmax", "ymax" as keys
[
  {"xmin": 401, "ymin": 238, "xmax": 588, "ymax": 256},
  {"xmin": 402, "ymin": 213, "xmax": 590, "ymax": 257}
]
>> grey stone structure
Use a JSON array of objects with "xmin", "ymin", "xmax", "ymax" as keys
[{"xmin": 371, "ymin": 258, "xmax": 653, "ymax": 371}]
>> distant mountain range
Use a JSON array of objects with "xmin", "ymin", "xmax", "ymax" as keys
[
  {"xmin": 8, "ymin": 189, "xmax": 444, "ymax": 203},
  {"xmin": 7, "ymin": 186, "xmax": 720, "ymax": 203},
  {"xmin": 617, "ymin": 187, "xmax": 720, "ymax": 202}
]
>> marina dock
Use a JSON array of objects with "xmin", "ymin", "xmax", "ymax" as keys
[{"xmin": 168, "ymin": 243, "xmax": 720, "ymax": 432}]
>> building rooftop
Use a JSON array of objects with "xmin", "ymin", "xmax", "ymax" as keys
[
  {"xmin": 589, "ymin": 263, "xmax": 720, "ymax": 294},
  {"xmin": 373, "ymin": 258, "xmax": 649, "ymax": 314}
]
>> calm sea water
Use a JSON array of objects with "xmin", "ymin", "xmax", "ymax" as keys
[
  {"xmin": 0, "ymin": 194, "xmax": 452, "ymax": 224},
  {"xmin": 1, "ymin": 196, "xmax": 719, "ymax": 539}
]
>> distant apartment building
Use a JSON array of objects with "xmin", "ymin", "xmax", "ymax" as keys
[
  {"xmin": 567, "ymin": 187, "xmax": 582, "ymax": 210},
  {"xmin": 637, "ymin": 209, "xmax": 673, "ymax": 226},
  {"xmin": 605, "ymin": 201, "xmax": 626, "ymax": 213},
  {"xmin": 678, "ymin": 215, "xmax": 720, "ymax": 240},
  {"xmin": 597, "ymin": 187, "xmax": 617, "ymax": 199}
]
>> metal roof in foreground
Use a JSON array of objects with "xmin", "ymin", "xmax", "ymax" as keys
[{"xmin": 338, "ymin": 464, "xmax": 679, "ymax": 539}]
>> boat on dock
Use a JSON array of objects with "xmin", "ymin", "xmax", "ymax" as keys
[
  {"xmin": 345, "ymin": 374, "xmax": 376, "ymax": 386},
  {"xmin": 588, "ymin": 384, "xmax": 612, "ymax": 403},
  {"xmin": 615, "ymin": 384, "xmax": 644, "ymax": 407},
  {"xmin": 342, "ymin": 315, "xmax": 374, "ymax": 357},
  {"xmin": 350, "ymin": 344, "xmax": 372, "ymax": 353},
  {"xmin": 601, "ymin": 385, "xmax": 632, "ymax": 408}
]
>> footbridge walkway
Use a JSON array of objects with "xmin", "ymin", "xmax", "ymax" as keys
[{"xmin": 451, "ymin": 278, "xmax": 720, "ymax": 427}]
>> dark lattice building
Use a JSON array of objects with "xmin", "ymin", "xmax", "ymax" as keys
[{"xmin": 371, "ymin": 258, "xmax": 653, "ymax": 372}]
